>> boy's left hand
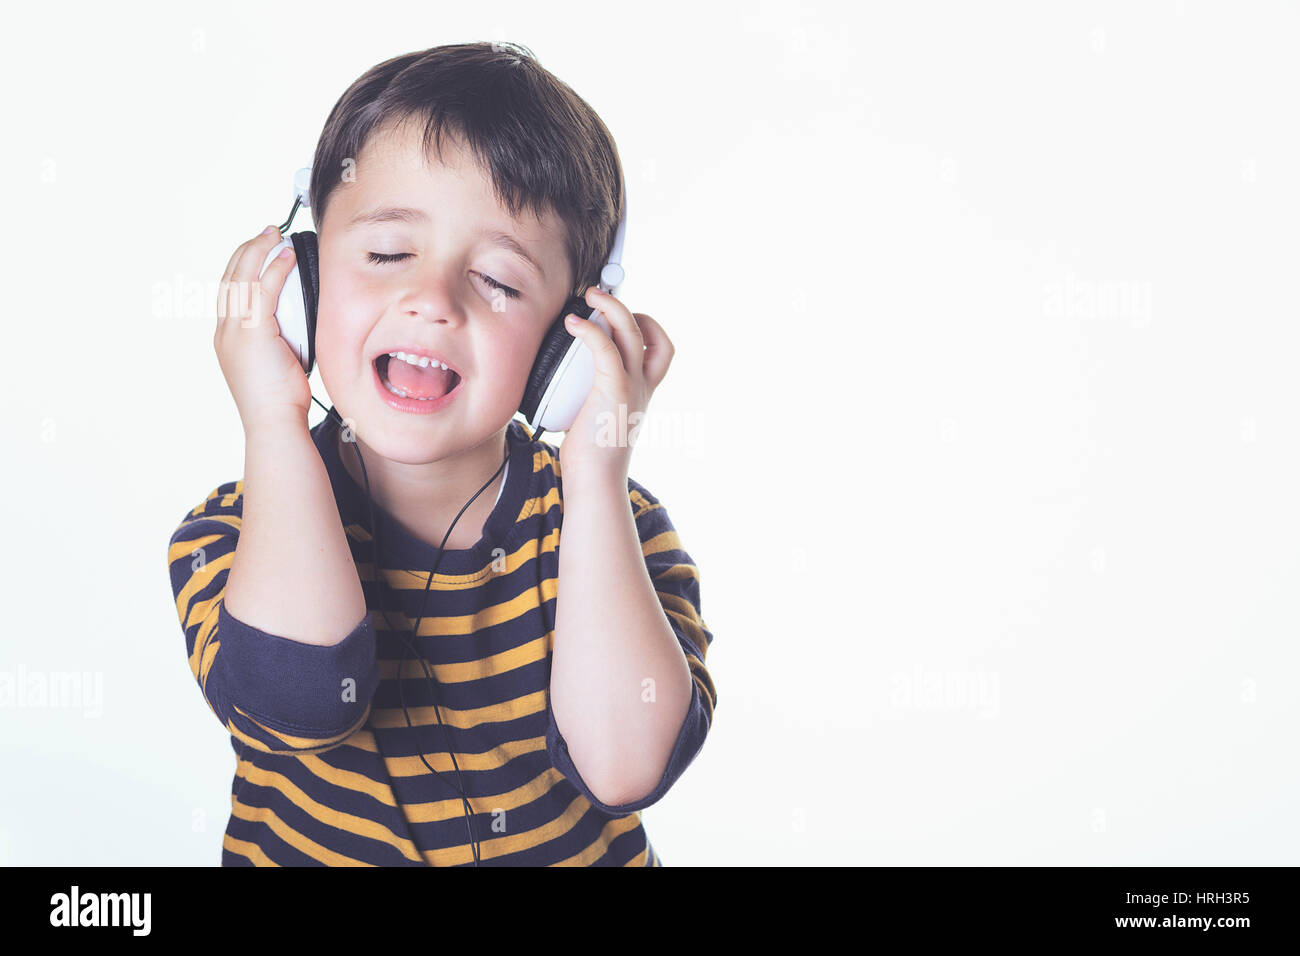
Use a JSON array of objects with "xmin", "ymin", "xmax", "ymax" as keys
[{"xmin": 557, "ymin": 286, "xmax": 673, "ymax": 486}]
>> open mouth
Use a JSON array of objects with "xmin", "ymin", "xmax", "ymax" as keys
[{"xmin": 374, "ymin": 353, "xmax": 462, "ymax": 401}]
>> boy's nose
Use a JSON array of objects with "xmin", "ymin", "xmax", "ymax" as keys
[{"xmin": 397, "ymin": 276, "xmax": 469, "ymax": 325}]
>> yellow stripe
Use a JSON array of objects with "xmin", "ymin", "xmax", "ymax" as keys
[
  {"xmin": 178, "ymin": 556, "xmax": 232, "ymax": 631},
  {"xmin": 377, "ymin": 632, "xmax": 550, "ymax": 684},
  {"xmin": 178, "ymin": 492, "xmax": 235, "ymax": 519},
  {"xmin": 356, "ymin": 525, "xmax": 559, "ymax": 591},
  {"xmin": 229, "ymin": 704, "xmax": 371, "ymax": 753},
  {"xmin": 178, "ymin": 557, "xmax": 237, "ymax": 682},
  {"xmin": 229, "ymin": 795, "xmax": 378, "ymax": 866},
  {"xmin": 628, "ymin": 489, "xmax": 658, "ymax": 519},
  {"xmin": 185, "ymin": 483, "xmax": 241, "ymax": 518},
  {"xmin": 473, "ymin": 795, "xmax": 628, "ymax": 865},
  {"xmin": 221, "ymin": 834, "xmax": 280, "ymax": 866},
  {"xmin": 640, "ymin": 528, "xmax": 684, "ymax": 557},
  {"xmin": 626, "ymin": 839, "xmax": 651, "ymax": 867},
  {"xmin": 232, "ymin": 758, "xmax": 422, "ymax": 863},
  {"xmin": 177, "ymin": 551, "xmax": 234, "ymax": 619},
  {"xmin": 198, "ymin": 638, "xmax": 220, "ymax": 690},
  {"xmin": 294, "ymin": 739, "xmax": 642, "ymax": 848},
  {"xmin": 372, "ymin": 577, "xmax": 558, "ymax": 641},
  {"xmin": 548, "ymin": 812, "xmax": 644, "ymax": 866},
  {"xmin": 293, "ymin": 750, "xmax": 400, "ymax": 806},
  {"xmin": 166, "ymin": 525, "xmax": 236, "ymax": 566},
  {"xmin": 663, "ymin": 605, "xmax": 710, "ymax": 659},
  {"xmin": 656, "ymin": 590, "xmax": 706, "ymax": 621},
  {"xmin": 397, "ymin": 767, "xmax": 568, "ymax": 823},
  {"xmin": 343, "ymin": 439, "xmax": 557, "ymax": 549},
  {"xmin": 357, "ymin": 731, "xmax": 548, "ymax": 779},
  {"xmin": 340, "ymin": 724, "xmax": 543, "ymax": 763},
  {"xmin": 515, "ymin": 480, "xmax": 561, "ymax": 525},
  {"xmin": 186, "ymin": 595, "xmax": 223, "ymax": 681},
  {"xmin": 372, "ymin": 622, "xmax": 713, "ymax": 731},
  {"xmin": 369, "ymin": 689, "xmax": 546, "ymax": 731},
  {"xmin": 648, "ymin": 561, "xmax": 701, "ymax": 585},
  {"xmin": 292, "ymin": 736, "xmax": 553, "ymax": 801}
]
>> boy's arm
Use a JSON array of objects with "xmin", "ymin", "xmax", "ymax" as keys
[
  {"xmin": 226, "ymin": 415, "xmax": 368, "ymax": 644},
  {"xmin": 166, "ymin": 415, "xmax": 379, "ymax": 755},
  {"xmin": 547, "ymin": 475, "xmax": 717, "ymax": 812}
]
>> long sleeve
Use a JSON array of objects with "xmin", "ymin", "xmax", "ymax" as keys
[
  {"xmin": 545, "ymin": 477, "xmax": 718, "ymax": 814},
  {"xmin": 166, "ymin": 480, "xmax": 380, "ymax": 755}
]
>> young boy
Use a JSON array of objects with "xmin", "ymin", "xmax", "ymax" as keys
[{"xmin": 166, "ymin": 42, "xmax": 716, "ymax": 866}]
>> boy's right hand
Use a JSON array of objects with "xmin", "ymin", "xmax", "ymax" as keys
[{"xmin": 215, "ymin": 226, "xmax": 311, "ymax": 431}]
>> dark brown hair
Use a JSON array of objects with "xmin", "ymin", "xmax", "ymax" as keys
[{"xmin": 309, "ymin": 41, "xmax": 624, "ymax": 299}]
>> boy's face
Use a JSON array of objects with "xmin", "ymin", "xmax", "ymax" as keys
[{"xmin": 313, "ymin": 118, "xmax": 574, "ymax": 463}]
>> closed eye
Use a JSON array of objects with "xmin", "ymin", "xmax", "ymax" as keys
[
  {"xmin": 366, "ymin": 252, "xmax": 520, "ymax": 299},
  {"xmin": 476, "ymin": 273, "xmax": 520, "ymax": 299},
  {"xmin": 367, "ymin": 251, "xmax": 412, "ymax": 265}
]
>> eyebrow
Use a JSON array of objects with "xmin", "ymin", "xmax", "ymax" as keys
[{"xmin": 346, "ymin": 205, "xmax": 546, "ymax": 281}]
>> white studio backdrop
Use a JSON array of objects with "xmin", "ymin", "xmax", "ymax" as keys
[{"xmin": 0, "ymin": 0, "xmax": 1297, "ymax": 866}]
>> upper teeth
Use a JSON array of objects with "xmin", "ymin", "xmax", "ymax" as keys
[{"xmin": 388, "ymin": 351, "xmax": 450, "ymax": 371}]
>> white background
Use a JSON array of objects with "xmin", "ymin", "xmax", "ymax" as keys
[{"xmin": 1, "ymin": 0, "xmax": 1296, "ymax": 866}]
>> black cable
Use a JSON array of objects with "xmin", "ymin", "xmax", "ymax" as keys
[{"xmin": 310, "ymin": 394, "xmax": 545, "ymax": 867}]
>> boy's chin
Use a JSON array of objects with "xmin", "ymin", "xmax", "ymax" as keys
[{"xmin": 346, "ymin": 402, "xmax": 516, "ymax": 452}]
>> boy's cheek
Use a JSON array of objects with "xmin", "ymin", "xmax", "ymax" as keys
[{"xmin": 492, "ymin": 337, "xmax": 543, "ymax": 384}]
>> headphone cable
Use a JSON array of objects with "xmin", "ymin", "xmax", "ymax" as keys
[{"xmin": 312, "ymin": 395, "xmax": 544, "ymax": 867}]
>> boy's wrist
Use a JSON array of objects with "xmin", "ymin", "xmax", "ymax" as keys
[
  {"xmin": 559, "ymin": 467, "xmax": 628, "ymax": 501},
  {"xmin": 241, "ymin": 405, "xmax": 311, "ymax": 441}
]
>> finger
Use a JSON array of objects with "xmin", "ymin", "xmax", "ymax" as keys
[
  {"xmin": 220, "ymin": 241, "xmax": 249, "ymax": 287},
  {"xmin": 585, "ymin": 286, "xmax": 645, "ymax": 377},
  {"xmin": 220, "ymin": 230, "xmax": 263, "ymax": 284},
  {"xmin": 634, "ymin": 313, "xmax": 674, "ymax": 390},
  {"xmin": 232, "ymin": 226, "xmax": 286, "ymax": 284},
  {"xmin": 246, "ymin": 245, "xmax": 297, "ymax": 331},
  {"xmin": 565, "ymin": 310, "xmax": 627, "ymax": 395},
  {"xmin": 220, "ymin": 226, "xmax": 281, "ymax": 324},
  {"xmin": 219, "ymin": 273, "xmax": 254, "ymax": 327},
  {"xmin": 218, "ymin": 248, "xmax": 246, "ymax": 322}
]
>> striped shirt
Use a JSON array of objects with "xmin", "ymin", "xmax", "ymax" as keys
[{"xmin": 166, "ymin": 411, "xmax": 717, "ymax": 866}]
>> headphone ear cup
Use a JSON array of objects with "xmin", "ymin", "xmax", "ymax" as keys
[
  {"xmin": 520, "ymin": 295, "xmax": 589, "ymax": 427},
  {"xmin": 289, "ymin": 231, "xmax": 320, "ymax": 375}
]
